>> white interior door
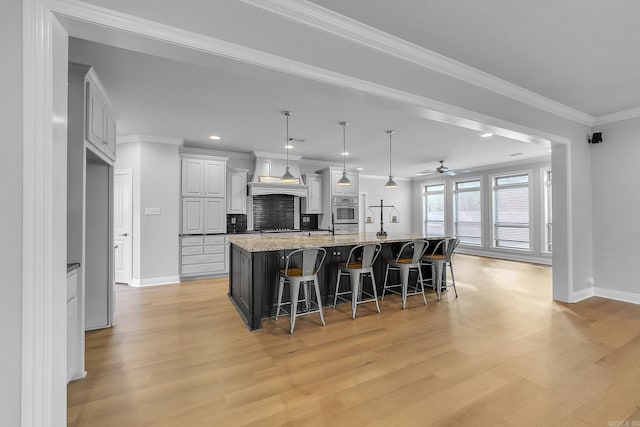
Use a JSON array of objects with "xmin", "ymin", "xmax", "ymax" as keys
[{"xmin": 114, "ymin": 170, "xmax": 132, "ymax": 284}]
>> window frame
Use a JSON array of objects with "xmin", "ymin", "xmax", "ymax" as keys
[
  {"xmin": 541, "ymin": 167, "xmax": 552, "ymax": 253},
  {"xmin": 423, "ymin": 181, "xmax": 446, "ymax": 238},
  {"xmin": 452, "ymin": 176, "xmax": 483, "ymax": 246},
  {"xmin": 490, "ymin": 169, "xmax": 534, "ymax": 251}
]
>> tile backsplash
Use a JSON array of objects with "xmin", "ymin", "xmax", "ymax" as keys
[
  {"xmin": 252, "ymin": 195, "xmax": 294, "ymax": 230},
  {"xmin": 226, "ymin": 214, "xmax": 247, "ymax": 232}
]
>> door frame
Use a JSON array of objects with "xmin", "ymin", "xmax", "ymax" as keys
[{"xmin": 114, "ymin": 169, "xmax": 133, "ymax": 284}]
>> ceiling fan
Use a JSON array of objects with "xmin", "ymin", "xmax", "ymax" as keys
[{"xmin": 415, "ymin": 160, "xmax": 472, "ymax": 177}]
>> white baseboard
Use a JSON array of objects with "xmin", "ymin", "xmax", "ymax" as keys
[
  {"xmin": 594, "ymin": 287, "xmax": 640, "ymax": 305},
  {"xmin": 456, "ymin": 247, "xmax": 552, "ymax": 265},
  {"xmin": 571, "ymin": 287, "xmax": 594, "ymax": 302},
  {"xmin": 129, "ymin": 275, "xmax": 180, "ymax": 287}
]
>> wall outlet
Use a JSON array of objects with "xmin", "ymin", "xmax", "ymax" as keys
[
  {"xmin": 145, "ymin": 207, "xmax": 161, "ymax": 215},
  {"xmin": 231, "ymin": 217, "xmax": 237, "ymax": 224},
  {"xmin": 587, "ymin": 277, "xmax": 595, "ymax": 287}
]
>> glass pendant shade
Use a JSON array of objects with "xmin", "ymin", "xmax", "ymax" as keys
[
  {"xmin": 337, "ymin": 170, "xmax": 351, "ymax": 186},
  {"xmin": 384, "ymin": 175, "xmax": 397, "ymax": 188},
  {"xmin": 281, "ymin": 166, "xmax": 296, "ymax": 183},
  {"xmin": 337, "ymin": 121, "xmax": 352, "ymax": 186}
]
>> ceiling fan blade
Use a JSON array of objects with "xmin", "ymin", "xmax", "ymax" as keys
[
  {"xmin": 453, "ymin": 169, "xmax": 472, "ymax": 174},
  {"xmin": 445, "ymin": 171, "xmax": 457, "ymax": 176}
]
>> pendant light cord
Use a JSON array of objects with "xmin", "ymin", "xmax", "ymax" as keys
[
  {"xmin": 343, "ymin": 123, "xmax": 347, "ymax": 171},
  {"xmin": 285, "ymin": 113, "xmax": 290, "ymax": 168},
  {"xmin": 388, "ymin": 131, "xmax": 393, "ymax": 177}
]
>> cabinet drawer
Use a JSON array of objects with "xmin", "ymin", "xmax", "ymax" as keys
[
  {"xmin": 182, "ymin": 253, "xmax": 225, "ymax": 265},
  {"xmin": 182, "ymin": 246, "xmax": 203, "ymax": 256},
  {"xmin": 204, "ymin": 235, "xmax": 225, "ymax": 245},
  {"xmin": 182, "ymin": 262, "xmax": 226, "ymax": 275},
  {"xmin": 181, "ymin": 236, "xmax": 204, "ymax": 246},
  {"xmin": 204, "ymin": 245, "xmax": 225, "ymax": 254}
]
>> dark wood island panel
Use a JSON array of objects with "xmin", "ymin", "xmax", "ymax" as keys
[{"xmin": 228, "ymin": 233, "xmax": 446, "ymax": 331}]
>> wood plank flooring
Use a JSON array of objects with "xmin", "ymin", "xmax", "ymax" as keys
[{"xmin": 67, "ymin": 254, "xmax": 640, "ymax": 426}]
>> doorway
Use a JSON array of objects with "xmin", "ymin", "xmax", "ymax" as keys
[{"xmin": 114, "ymin": 169, "xmax": 133, "ymax": 284}]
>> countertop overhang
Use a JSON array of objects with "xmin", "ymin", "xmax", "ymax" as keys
[{"xmin": 227, "ymin": 232, "xmax": 447, "ymax": 252}]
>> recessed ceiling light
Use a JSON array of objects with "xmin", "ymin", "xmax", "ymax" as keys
[
  {"xmin": 284, "ymin": 144, "xmax": 294, "ymax": 149},
  {"xmin": 341, "ymin": 152, "xmax": 349, "ymax": 156},
  {"xmin": 480, "ymin": 132, "xmax": 493, "ymax": 138},
  {"xmin": 209, "ymin": 135, "xmax": 221, "ymax": 140},
  {"xmin": 356, "ymin": 167, "xmax": 363, "ymax": 171}
]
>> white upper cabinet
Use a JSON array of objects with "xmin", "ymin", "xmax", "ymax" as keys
[
  {"xmin": 203, "ymin": 160, "xmax": 226, "ymax": 197},
  {"xmin": 302, "ymin": 173, "xmax": 323, "ymax": 214},
  {"xmin": 71, "ymin": 63, "xmax": 117, "ymax": 163},
  {"xmin": 227, "ymin": 168, "xmax": 248, "ymax": 214},
  {"xmin": 181, "ymin": 158, "xmax": 226, "ymax": 197}
]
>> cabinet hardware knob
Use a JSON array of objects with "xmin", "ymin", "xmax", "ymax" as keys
[{"xmin": 120, "ymin": 233, "xmax": 129, "ymax": 237}]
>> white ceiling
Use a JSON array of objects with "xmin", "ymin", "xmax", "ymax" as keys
[
  {"xmin": 308, "ymin": 0, "xmax": 640, "ymax": 117},
  {"xmin": 70, "ymin": 0, "xmax": 640, "ymax": 177},
  {"xmin": 69, "ymin": 37, "xmax": 549, "ymax": 177}
]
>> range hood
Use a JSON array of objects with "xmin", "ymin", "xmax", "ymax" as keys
[{"xmin": 247, "ymin": 151, "xmax": 309, "ymax": 197}]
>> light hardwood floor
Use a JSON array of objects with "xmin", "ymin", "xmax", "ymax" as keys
[{"xmin": 68, "ymin": 254, "xmax": 640, "ymax": 426}]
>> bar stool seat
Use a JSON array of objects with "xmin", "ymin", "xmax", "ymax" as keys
[
  {"xmin": 333, "ymin": 243, "xmax": 382, "ymax": 319},
  {"xmin": 275, "ymin": 247, "xmax": 327, "ymax": 334},
  {"xmin": 422, "ymin": 238, "xmax": 459, "ymax": 301},
  {"xmin": 382, "ymin": 240, "xmax": 430, "ymax": 309}
]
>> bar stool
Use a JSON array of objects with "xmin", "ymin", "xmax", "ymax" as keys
[
  {"xmin": 422, "ymin": 238, "xmax": 459, "ymax": 301},
  {"xmin": 275, "ymin": 247, "xmax": 327, "ymax": 334},
  {"xmin": 382, "ymin": 240, "xmax": 430, "ymax": 309},
  {"xmin": 333, "ymin": 243, "xmax": 382, "ymax": 319}
]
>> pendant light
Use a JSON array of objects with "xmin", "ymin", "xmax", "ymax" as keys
[
  {"xmin": 280, "ymin": 111, "xmax": 296, "ymax": 183},
  {"xmin": 337, "ymin": 121, "xmax": 352, "ymax": 186},
  {"xmin": 384, "ymin": 130, "xmax": 398, "ymax": 188}
]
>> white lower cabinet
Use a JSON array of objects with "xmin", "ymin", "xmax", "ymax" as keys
[{"xmin": 180, "ymin": 235, "xmax": 226, "ymax": 278}]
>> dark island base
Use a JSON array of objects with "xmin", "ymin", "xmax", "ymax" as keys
[{"xmin": 228, "ymin": 239, "xmax": 445, "ymax": 331}]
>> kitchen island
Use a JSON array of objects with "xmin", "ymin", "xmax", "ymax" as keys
[{"xmin": 227, "ymin": 232, "xmax": 446, "ymax": 330}]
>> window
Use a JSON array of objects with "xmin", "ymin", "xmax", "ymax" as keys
[
  {"xmin": 493, "ymin": 173, "xmax": 530, "ymax": 249},
  {"xmin": 543, "ymin": 169, "xmax": 552, "ymax": 252},
  {"xmin": 424, "ymin": 184, "xmax": 445, "ymax": 236},
  {"xmin": 454, "ymin": 180, "xmax": 481, "ymax": 245}
]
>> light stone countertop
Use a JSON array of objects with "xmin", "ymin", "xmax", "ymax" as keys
[{"xmin": 227, "ymin": 232, "xmax": 447, "ymax": 253}]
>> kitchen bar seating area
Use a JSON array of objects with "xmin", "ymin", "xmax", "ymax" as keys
[{"xmin": 228, "ymin": 233, "xmax": 453, "ymax": 331}]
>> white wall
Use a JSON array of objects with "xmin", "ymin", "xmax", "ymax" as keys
[
  {"xmin": 359, "ymin": 176, "xmax": 413, "ymax": 234},
  {"xmin": 0, "ymin": 1, "xmax": 22, "ymax": 424},
  {"xmin": 139, "ymin": 141, "xmax": 180, "ymax": 282},
  {"xmin": 591, "ymin": 118, "xmax": 640, "ymax": 301},
  {"xmin": 116, "ymin": 139, "xmax": 180, "ymax": 285}
]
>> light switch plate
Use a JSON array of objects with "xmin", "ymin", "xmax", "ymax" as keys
[{"xmin": 145, "ymin": 207, "xmax": 161, "ymax": 215}]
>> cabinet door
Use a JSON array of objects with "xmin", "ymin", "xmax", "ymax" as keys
[
  {"xmin": 66, "ymin": 298, "xmax": 78, "ymax": 383},
  {"xmin": 86, "ymin": 83, "xmax": 106, "ymax": 147},
  {"xmin": 307, "ymin": 175, "xmax": 323, "ymax": 214},
  {"xmin": 203, "ymin": 160, "xmax": 225, "ymax": 197},
  {"xmin": 182, "ymin": 197, "xmax": 204, "ymax": 234},
  {"xmin": 104, "ymin": 113, "xmax": 117, "ymax": 160},
  {"xmin": 227, "ymin": 170, "xmax": 247, "ymax": 214},
  {"xmin": 203, "ymin": 198, "xmax": 226, "ymax": 234},
  {"xmin": 182, "ymin": 159, "xmax": 204, "ymax": 196}
]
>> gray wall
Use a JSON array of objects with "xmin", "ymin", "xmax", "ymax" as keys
[
  {"xmin": 359, "ymin": 176, "xmax": 413, "ymax": 235},
  {"xmin": 0, "ymin": 0, "xmax": 22, "ymax": 424},
  {"xmin": 116, "ymin": 140, "xmax": 180, "ymax": 283},
  {"xmin": 591, "ymin": 117, "xmax": 640, "ymax": 295}
]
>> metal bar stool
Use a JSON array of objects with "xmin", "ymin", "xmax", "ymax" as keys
[
  {"xmin": 422, "ymin": 238, "xmax": 459, "ymax": 300},
  {"xmin": 382, "ymin": 239, "xmax": 429, "ymax": 309},
  {"xmin": 333, "ymin": 243, "xmax": 382, "ymax": 319},
  {"xmin": 275, "ymin": 247, "xmax": 327, "ymax": 333}
]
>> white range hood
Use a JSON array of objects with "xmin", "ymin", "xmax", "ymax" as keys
[{"xmin": 247, "ymin": 151, "xmax": 309, "ymax": 197}]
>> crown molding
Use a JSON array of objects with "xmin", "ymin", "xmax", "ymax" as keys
[
  {"xmin": 593, "ymin": 106, "xmax": 640, "ymax": 126},
  {"xmin": 117, "ymin": 134, "xmax": 183, "ymax": 145},
  {"xmin": 240, "ymin": 0, "xmax": 595, "ymax": 126},
  {"xmin": 49, "ymin": 0, "xmax": 572, "ymax": 145}
]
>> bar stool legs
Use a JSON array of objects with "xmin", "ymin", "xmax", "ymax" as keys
[{"xmin": 276, "ymin": 276, "xmax": 325, "ymax": 334}]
